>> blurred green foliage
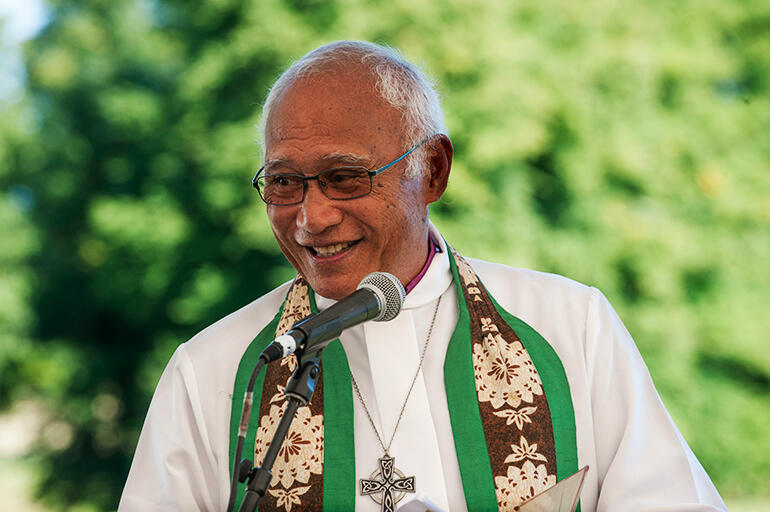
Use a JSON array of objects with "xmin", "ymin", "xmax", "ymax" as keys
[{"xmin": 0, "ymin": 0, "xmax": 767, "ymax": 509}]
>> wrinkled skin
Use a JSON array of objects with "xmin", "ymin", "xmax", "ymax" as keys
[{"xmin": 264, "ymin": 65, "xmax": 452, "ymax": 300}]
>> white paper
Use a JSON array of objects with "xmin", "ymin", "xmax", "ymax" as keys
[
  {"xmin": 517, "ymin": 466, "xmax": 589, "ymax": 512},
  {"xmin": 396, "ymin": 492, "xmax": 447, "ymax": 512}
]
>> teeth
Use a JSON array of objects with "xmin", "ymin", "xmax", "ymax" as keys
[{"xmin": 313, "ymin": 241, "xmax": 353, "ymax": 257}]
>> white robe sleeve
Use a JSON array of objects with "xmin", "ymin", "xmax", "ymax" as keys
[
  {"xmin": 119, "ymin": 344, "xmax": 220, "ymax": 511},
  {"xmin": 585, "ymin": 287, "xmax": 727, "ymax": 511}
]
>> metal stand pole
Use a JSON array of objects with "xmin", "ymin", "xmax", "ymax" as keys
[{"xmin": 237, "ymin": 349, "xmax": 322, "ymax": 512}]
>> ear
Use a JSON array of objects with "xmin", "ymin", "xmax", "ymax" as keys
[{"xmin": 424, "ymin": 134, "xmax": 453, "ymax": 204}]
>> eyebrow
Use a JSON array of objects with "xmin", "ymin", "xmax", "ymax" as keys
[
  {"xmin": 321, "ymin": 151, "xmax": 372, "ymax": 166},
  {"xmin": 262, "ymin": 158, "xmax": 290, "ymax": 169}
]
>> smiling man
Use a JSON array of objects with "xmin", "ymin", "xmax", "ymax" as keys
[{"xmin": 120, "ymin": 41, "xmax": 726, "ymax": 512}]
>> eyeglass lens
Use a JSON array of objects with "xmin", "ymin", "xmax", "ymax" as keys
[{"xmin": 257, "ymin": 167, "xmax": 372, "ymax": 205}]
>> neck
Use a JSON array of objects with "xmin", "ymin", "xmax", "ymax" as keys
[{"xmin": 404, "ymin": 234, "xmax": 441, "ymax": 294}]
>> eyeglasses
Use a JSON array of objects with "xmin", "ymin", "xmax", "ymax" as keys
[{"xmin": 252, "ymin": 138, "xmax": 428, "ymax": 206}]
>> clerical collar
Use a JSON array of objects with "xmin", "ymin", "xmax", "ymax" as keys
[{"xmin": 404, "ymin": 234, "xmax": 442, "ymax": 295}]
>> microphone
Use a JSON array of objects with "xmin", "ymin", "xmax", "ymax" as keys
[{"xmin": 260, "ymin": 272, "xmax": 405, "ymax": 362}]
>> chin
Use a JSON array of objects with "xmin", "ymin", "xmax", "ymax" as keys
[{"xmin": 304, "ymin": 276, "xmax": 358, "ymax": 301}]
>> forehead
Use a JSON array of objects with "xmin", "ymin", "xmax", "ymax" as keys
[{"xmin": 264, "ymin": 67, "xmax": 405, "ymax": 164}]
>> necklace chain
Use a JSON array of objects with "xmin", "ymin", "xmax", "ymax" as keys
[{"xmin": 350, "ymin": 294, "xmax": 442, "ymax": 455}]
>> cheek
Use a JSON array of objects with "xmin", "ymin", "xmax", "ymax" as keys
[
  {"xmin": 391, "ymin": 181, "xmax": 427, "ymax": 223},
  {"xmin": 267, "ymin": 210, "xmax": 299, "ymax": 252},
  {"xmin": 267, "ymin": 208, "xmax": 291, "ymax": 233},
  {"xmin": 369, "ymin": 193, "xmax": 425, "ymax": 241}
]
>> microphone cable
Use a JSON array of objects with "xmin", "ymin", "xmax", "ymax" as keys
[{"xmin": 227, "ymin": 356, "xmax": 266, "ymax": 512}]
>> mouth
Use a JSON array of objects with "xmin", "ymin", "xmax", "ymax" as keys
[{"xmin": 308, "ymin": 240, "xmax": 358, "ymax": 258}]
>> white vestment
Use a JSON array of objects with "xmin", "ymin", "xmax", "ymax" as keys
[{"xmin": 120, "ymin": 226, "xmax": 726, "ymax": 511}]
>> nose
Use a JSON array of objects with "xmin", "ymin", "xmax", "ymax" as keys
[{"xmin": 296, "ymin": 180, "xmax": 343, "ymax": 234}]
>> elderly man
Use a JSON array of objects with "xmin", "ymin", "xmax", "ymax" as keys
[{"xmin": 120, "ymin": 41, "xmax": 726, "ymax": 511}]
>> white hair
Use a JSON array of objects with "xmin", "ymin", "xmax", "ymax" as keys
[{"xmin": 259, "ymin": 40, "xmax": 447, "ymax": 178}]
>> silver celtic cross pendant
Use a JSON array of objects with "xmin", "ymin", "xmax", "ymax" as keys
[{"xmin": 360, "ymin": 455, "xmax": 416, "ymax": 512}]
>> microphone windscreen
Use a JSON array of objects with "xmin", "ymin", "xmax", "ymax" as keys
[{"xmin": 356, "ymin": 272, "xmax": 405, "ymax": 321}]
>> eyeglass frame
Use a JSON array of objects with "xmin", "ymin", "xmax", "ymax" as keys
[{"xmin": 252, "ymin": 136, "xmax": 432, "ymax": 206}]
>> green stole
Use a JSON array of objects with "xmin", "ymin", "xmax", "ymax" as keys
[{"xmin": 229, "ymin": 248, "xmax": 579, "ymax": 511}]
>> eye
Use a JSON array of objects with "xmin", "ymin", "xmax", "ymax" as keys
[
  {"xmin": 324, "ymin": 167, "xmax": 368, "ymax": 183},
  {"xmin": 320, "ymin": 168, "xmax": 372, "ymax": 198},
  {"xmin": 266, "ymin": 174, "xmax": 300, "ymax": 187}
]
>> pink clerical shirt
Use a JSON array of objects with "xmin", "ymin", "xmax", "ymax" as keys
[{"xmin": 404, "ymin": 235, "xmax": 442, "ymax": 295}]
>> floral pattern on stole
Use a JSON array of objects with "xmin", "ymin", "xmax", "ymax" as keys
[
  {"xmin": 253, "ymin": 277, "xmax": 325, "ymax": 511},
  {"xmin": 454, "ymin": 250, "xmax": 558, "ymax": 509}
]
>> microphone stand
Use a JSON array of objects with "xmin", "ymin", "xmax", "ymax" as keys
[{"xmin": 237, "ymin": 346, "xmax": 324, "ymax": 512}]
